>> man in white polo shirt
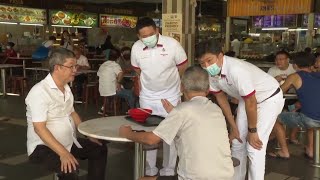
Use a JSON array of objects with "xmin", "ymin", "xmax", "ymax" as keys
[
  {"xmin": 131, "ymin": 17, "xmax": 188, "ymax": 176},
  {"xmin": 26, "ymin": 48, "xmax": 107, "ymax": 180},
  {"xmin": 197, "ymin": 40, "xmax": 284, "ymax": 180}
]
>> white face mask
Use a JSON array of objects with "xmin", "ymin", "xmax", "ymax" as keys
[
  {"xmin": 6, "ymin": 46, "xmax": 11, "ymax": 49},
  {"xmin": 141, "ymin": 34, "xmax": 158, "ymax": 48}
]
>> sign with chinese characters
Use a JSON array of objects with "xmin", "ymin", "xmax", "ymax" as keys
[
  {"xmin": 100, "ymin": 14, "xmax": 137, "ymax": 28},
  {"xmin": 49, "ymin": 10, "xmax": 98, "ymax": 27},
  {"xmin": 0, "ymin": 5, "xmax": 46, "ymax": 24},
  {"xmin": 162, "ymin": 13, "xmax": 182, "ymax": 44},
  {"xmin": 228, "ymin": 0, "xmax": 312, "ymax": 16}
]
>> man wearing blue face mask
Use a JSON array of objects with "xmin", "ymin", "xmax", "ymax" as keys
[
  {"xmin": 131, "ymin": 17, "xmax": 188, "ymax": 177},
  {"xmin": 197, "ymin": 40, "xmax": 284, "ymax": 180}
]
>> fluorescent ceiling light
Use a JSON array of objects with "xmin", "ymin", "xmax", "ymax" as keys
[
  {"xmin": 288, "ymin": 28, "xmax": 308, "ymax": 31},
  {"xmin": 52, "ymin": 25, "xmax": 72, "ymax": 28},
  {"xmin": 0, "ymin": 22, "xmax": 18, "ymax": 25},
  {"xmin": 261, "ymin": 27, "xmax": 288, "ymax": 31},
  {"xmin": 73, "ymin": 26, "xmax": 92, "ymax": 29},
  {"xmin": 20, "ymin": 23, "xmax": 43, "ymax": 26}
]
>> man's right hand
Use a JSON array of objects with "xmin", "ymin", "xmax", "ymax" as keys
[
  {"xmin": 229, "ymin": 126, "xmax": 243, "ymax": 143},
  {"xmin": 60, "ymin": 151, "xmax": 79, "ymax": 173}
]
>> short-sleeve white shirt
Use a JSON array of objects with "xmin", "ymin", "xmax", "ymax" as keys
[
  {"xmin": 210, "ymin": 56, "xmax": 279, "ymax": 103},
  {"xmin": 97, "ymin": 61, "xmax": 122, "ymax": 96},
  {"xmin": 26, "ymin": 74, "xmax": 76, "ymax": 156},
  {"xmin": 267, "ymin": 63, "xmax": 296, "ymax": 78},
  {"xmin": 153, "ymin": 96, "xmax": 233, "ymax": 180},
  {"xmin": 76, "ymin": 55, "xmax": 90, "ymax": 68},
  {"xmin": 131, "ymin": 34, "xmax": 187, "ymax": 100}
]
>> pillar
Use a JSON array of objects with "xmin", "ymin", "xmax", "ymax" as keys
[{"xmin": 162, "ymin": 0, "xmax": 196, "ymax": 65}]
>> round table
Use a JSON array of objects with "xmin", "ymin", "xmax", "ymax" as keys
[{"xmin": 78, "ymin": 116, "xmax": 156, "ymax": 180}]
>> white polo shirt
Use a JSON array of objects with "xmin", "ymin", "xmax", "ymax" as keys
[
  {"xmin": 76, "ymin": 54, "xmax": 90, "ymax": 68},
  {"xmin": 97, "ymin": 61, "xmax": 122, "ymax": 96},
  {"xmin": 267, "ymin": 63, "xmax": 296, "ymax": 79},
  {"xmin": 26, "ymin": 74, "xmax": 76, "ymax": 156},
  {"xmin": 131, "ymin": 34, "xmax": 187, "ymax": 100},
  {"xmin": 153, "ymin": 96, "xmax": 234, "ymax": 180},
  {"xmin": 210, "ymin": 56, "xmax": 279, "ymax": 103}
]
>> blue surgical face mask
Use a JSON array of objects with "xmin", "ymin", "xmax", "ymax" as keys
[
  {"xmin": 205, "ymin": 63, "xmax": 221, "ymax": 76},
  {"xmin": 141, "ymin": 34, "xmax": 158, "ymax": 48}
]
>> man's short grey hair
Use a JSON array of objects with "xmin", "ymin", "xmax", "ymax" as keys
[
  {"xmin": 181, "ymin": 66, "xmax": 209, "ymax": 93},
  {"xmin": 48, "ymin": 48, "xmax": 75, "ymax": 73}
]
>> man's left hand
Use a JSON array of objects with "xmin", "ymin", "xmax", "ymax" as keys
[
  {"xmin": 247, "ymin": 133, "xmax": 263, "ymax": 150},
  {"xmin": 119, "ymin": 125, "xmax": 133, "ymax": 138},
  {"xmin": 88, "ymin": 137, "xmax": 103, "ymax": 146}
]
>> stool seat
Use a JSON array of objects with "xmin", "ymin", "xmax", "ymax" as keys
[{"xmin": 82, "ymin": 82, "xmax": 98, "ymax": 110}]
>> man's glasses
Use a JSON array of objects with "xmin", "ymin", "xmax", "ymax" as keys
[{"xmin": 58, "ymin": 64, "xmax": 79, "ymax": 70}]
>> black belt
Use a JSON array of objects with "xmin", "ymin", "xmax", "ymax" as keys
[{"xmin": 259, "ymin": 88, "xmax": 281, "ymax": 104}]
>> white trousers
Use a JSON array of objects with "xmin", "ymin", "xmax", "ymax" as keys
[
  {"xmin": 140, "ymin": 97, "xmax": 180, "ymax": 176},
  {"xmin": 232, "ymin": 92, "xmax": 284, "ymax": 180}
]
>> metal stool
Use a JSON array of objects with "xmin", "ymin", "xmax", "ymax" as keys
[{"xmin": 312, "ymin": 127, "xmax": 320, "ymax": 167}]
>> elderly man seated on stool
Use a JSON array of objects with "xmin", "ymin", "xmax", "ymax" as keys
[
  {"xmin": 269, "ymin": 52, "xmax": 320, "ymax": 160},
  {"xmin": 26, "ymin": 48, "xmax": 108, "ymax": 180},
  {"xmin": 119, "ymin": 66, "xmax": 234, "ymax": 180}
]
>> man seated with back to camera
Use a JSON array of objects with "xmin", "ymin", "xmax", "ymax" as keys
[{"xmin": 119, "ymin": 66, "xmax": 234, "ymax": 180}]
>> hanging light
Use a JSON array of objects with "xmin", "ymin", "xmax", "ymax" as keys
[
  {"xmin": 197, "ymin": 0, "xmax": 202, "ymax": 18},
  {"xmin": 53, "ymin": 27, "xmax": 56, "ymax": 34},
  {"xmin": 45, "ymin": 26, "xmax": 49, "ymax": 33},
  {"xmin": 75, "ymin": 28, "xmax": 78, "ymax": 35},
  {"xmin": 154, "ymin": 3, "xmax": 160, "ymax": 14},
  {"xmin": 67, "ymin": 27, "xmax": 70, "ymax": 33}
]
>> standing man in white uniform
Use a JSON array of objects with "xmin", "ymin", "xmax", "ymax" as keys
[
  {"xmin": 231, "ymin": 36, "xmax": 241, "ymax": 57},
  {"xmin": 197, "ymin": 40, "xmax": 284, "ymax": 180},
  {"xmin": 131, "ymin": 17, "xmax": 188, "ymax": 177}
]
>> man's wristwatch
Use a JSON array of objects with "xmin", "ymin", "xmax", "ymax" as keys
[{"xmin": 248, "ymin": 127, "xmax": 257, "ymax": 133}]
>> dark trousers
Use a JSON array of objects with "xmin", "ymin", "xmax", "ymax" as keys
[
  {"xmin": 29, "ymin": 138, "xmax": 108, "ymax": 180},
  {"xmin": 74, "ymin": 74, "xmax": 88, "ymax": 98}
]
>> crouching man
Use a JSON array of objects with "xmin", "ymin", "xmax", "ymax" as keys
[{"xmin": 119, "ymin": 66, "xmax": 234, "ymax": 180}]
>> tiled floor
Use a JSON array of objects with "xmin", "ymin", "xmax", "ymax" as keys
[{"xmin": 1, "ymin": 96, "xmax": 320, "ymax": 180}]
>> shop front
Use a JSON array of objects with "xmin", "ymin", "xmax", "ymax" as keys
[{"xmin": 227, "ymin": 0, "xmax": 315, "ymax": 60}]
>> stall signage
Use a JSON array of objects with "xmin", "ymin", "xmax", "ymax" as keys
[
  {"xmin": 49, "ymin": 10, "xmax": 98, "ymax": 27},
  {"xmin": 228, "ymin": 0, "xmax": 313, "ymax": 16},
  {"xmin": 0, "ymin": 5, "xmax": 46, "ymax": 24},
  {"xmin": 100, "ymin": 14, "xmax": 137, "ymax": 28},
  {"xmin": 303, "ymin": 14, "xmax": 320, "ymax": 27},
  {"xmin": 103, "ymin": 8, "xmax": 133, "ymax": 15},
  {"xmin": 162, "ymin": 13, "xmax": 183, "ymax": 44}
]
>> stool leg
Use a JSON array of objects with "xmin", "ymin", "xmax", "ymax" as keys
[
  {"xmin": 113, "ymin": 96, "xmax": 117, "ymax": 116},
  {"xmin": 312, "ymin": 129, "xmax": 320, "ymax": 167},
  {"xmin": 103, "ymin": 97, "xmax": 107, "ymax": 117},
  {"xmin": 85, "ymin": 87, "xmax": 89, "ymax": 110},
  {"xmin": 20, "ymin": 79, "xmax": 24, "ymax": 96}
]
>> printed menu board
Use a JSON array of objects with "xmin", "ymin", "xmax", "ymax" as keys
[
  {"xmin": 100, "ymin": 14, "xmax": 137, "ymax": 28},
  {"xmin": 50, "ymin": 10, "xmax": 98, "ymax": 27},
  {"xmin": 253, "ymin": 15, "xmax": 296, "ymax": 28},
  {"xmin": 0, "ymin": 5, "xmax": 46, "ymax": 24},
  {"xmin": 303, "ymin": 14, "xmax": 320, "ymax": 27}
]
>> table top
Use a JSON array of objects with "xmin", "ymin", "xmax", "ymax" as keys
[
  {"xmin": 8, "ymin": 57, "xmax": 33, "ymax": 60},
  {"xmin": 78, "ymin": 116, "xmax": 157, "ymax": 142},
  {"xmin": 25, "ymin": 67, "xmax": 50, "ymax": 71},
  {"xmin": 0, "ymin": 64, "xmax": 23, "ymax": 68}
]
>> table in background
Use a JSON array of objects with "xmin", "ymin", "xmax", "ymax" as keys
[
  {"xmin": 78, "ymin": 116, "xmax": 156, "ymax": 180},
  {"xmin": 0, "ymin": 64, "xmax": 23, "ymax": 97},
  {"xmin": 284, "ymin": 93, "xmax": 298, "ymax": 100},
  {"xmin": 8, "ymin": 56, "xmax": 33, "ymax": 77}
]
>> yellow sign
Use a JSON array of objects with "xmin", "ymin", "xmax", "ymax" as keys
[
  {"xmin": 228, "ymin": 0, "xmax": 313, "ymax": 17},
  {"xmin": 162, "ymin": 13, "xmax": 182, "ymax": 44}
]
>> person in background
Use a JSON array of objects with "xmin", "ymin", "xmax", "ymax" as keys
[
  {"xmin": 231, "ymin": 36, "xmax": 241, "ymax": 57},
  {"xmin": 119, "ymin": 66, "xmax": 234, "ymax": 180},
  {"xmin": 61, "ymin": 30, "xmax": 73, "ymax": 51},
  {"xmin": 73, "ymin": 47, "xmax": 90, "ymax": 100},
  {"xmin": 313, "ymin": 53, "xmax": 320, "ymax": 72},
  {"xmin": 131, "ymin": 17, "xmax": 188, "ymax": 177},
  {"xmin": 225, "ymin": 51, "xmax": 236, "ymax": 57},
  {"xmin": 43, "ymin": 36, "xmax": 56, "ymax": 49},
  {"xmin": 5, "ymin": 42, "xmax": 17, "ymax": 58},
  {"xmin": 268, "ymin": 52, "xmax": 320, "ymax": 160},
  {"xmin": 117, "ymin": 46, "xmax": 134, "ymax": 75},
  {"xmin": 304, "ymin": 47, "xmax": 312, "ymax": 54},
  {"xmin": 101, "ymin": 35, "xmax": 116, "ymax": 60},
  {"xmin": 26, "ymin": 48, "xmax": 108, "ymax": 180},
  {"xmin": 267, "ymin": 50, "xmax": 299, "ymax": 143},
  {"xmin": 197, "ymin": 40, "xmax": 284, "ymax": 180},
  {"xmin": 97, "ymin": 49, "xmax": 123, "ymax": 115}
]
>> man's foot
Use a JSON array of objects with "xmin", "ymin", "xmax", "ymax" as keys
[{"xmin": 267, "ymin": 151, "xmax": 290, "ymax": 160}]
